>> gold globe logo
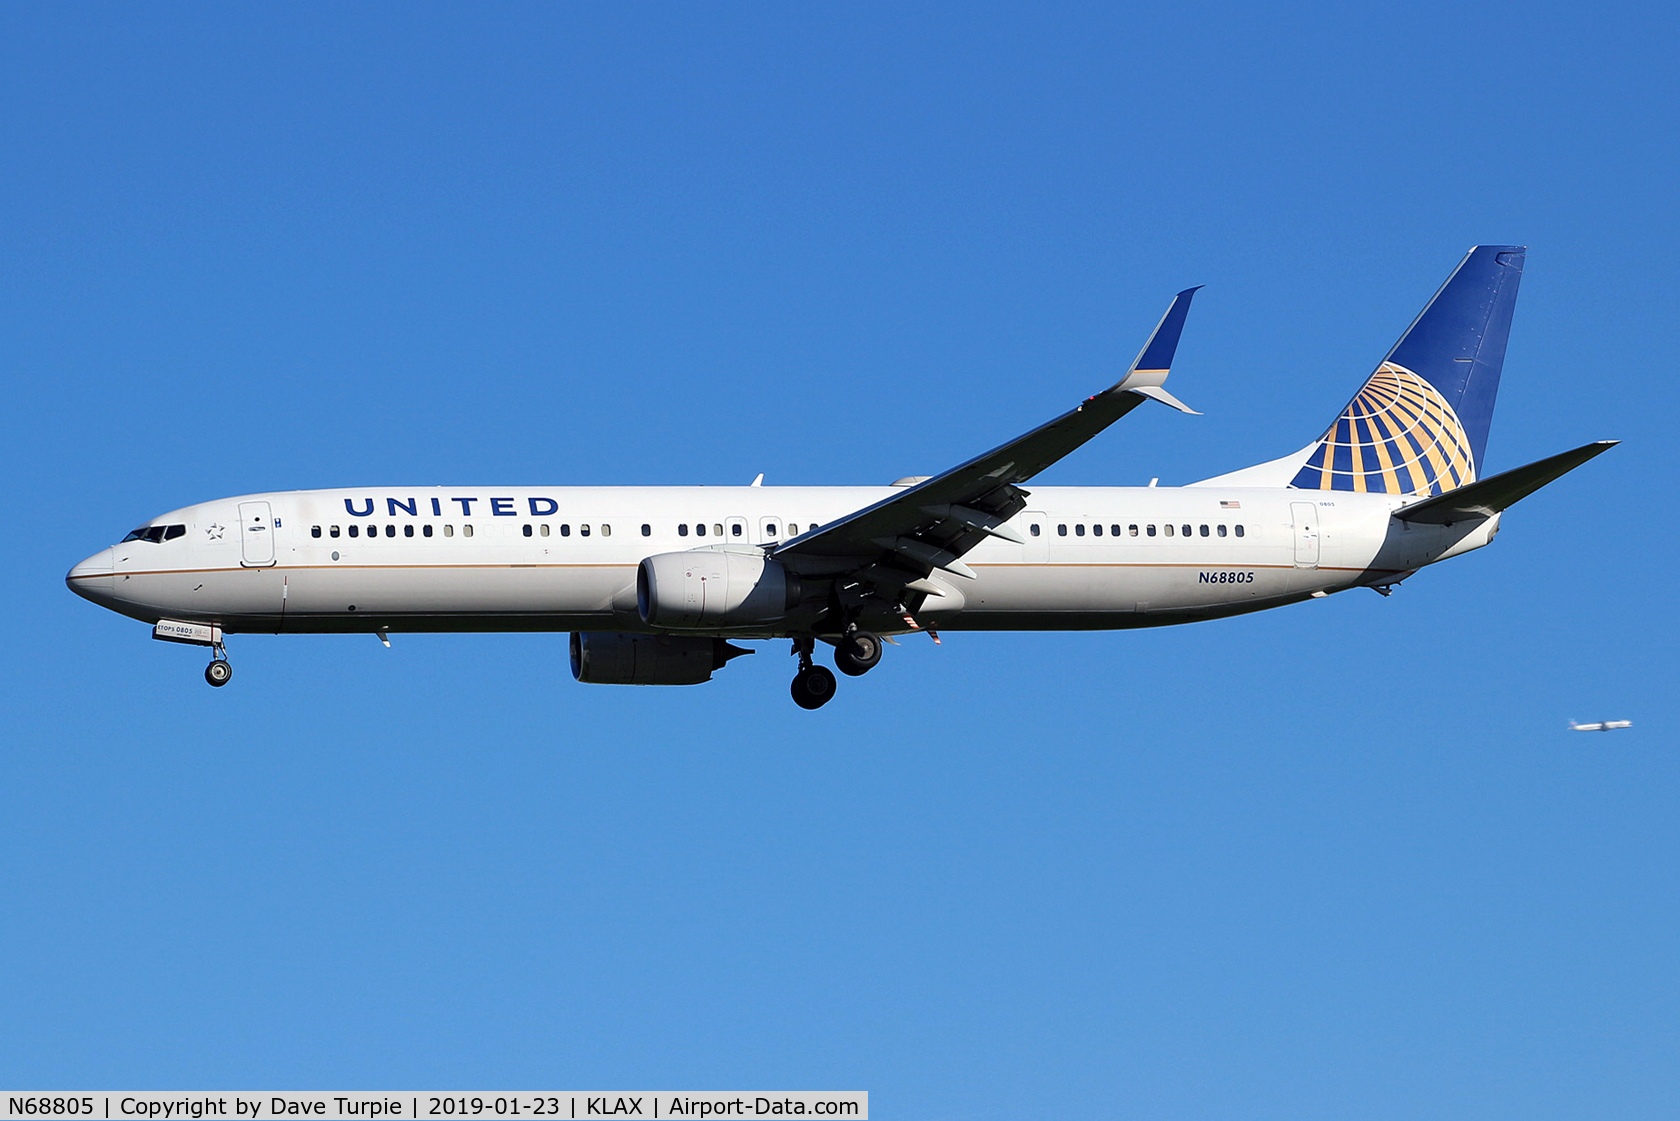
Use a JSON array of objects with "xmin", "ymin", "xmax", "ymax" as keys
[{"xmin": 1290, "ymin": 363, "xmax": 1475, "ymax": 495}]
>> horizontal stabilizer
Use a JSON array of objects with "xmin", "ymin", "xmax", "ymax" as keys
[{"xmin": 1392, "ymin": 441, "xmax": 1617, "ymax": 524}]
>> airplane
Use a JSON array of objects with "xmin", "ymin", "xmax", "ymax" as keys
[
  {"xmin": 67, "ymin": 245, "xmax": 1616, "ymax": 709},
  {"xmin": 1569, "ymin": 720, "xmax": 1633, "ymax": 732}
]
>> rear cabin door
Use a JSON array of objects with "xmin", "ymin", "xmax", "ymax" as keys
[
  {"xmin": 1290, "ymin": 501, "xmax": 1320, "ymax": 568},
  {"xmin": 238, "ymin": 500, "xmax": 277, "ymax": 567}
]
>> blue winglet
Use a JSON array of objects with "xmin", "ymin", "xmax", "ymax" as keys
[{"xmin": 1129, "ymin": 286, "xmax": 1201, "ymax": 374}]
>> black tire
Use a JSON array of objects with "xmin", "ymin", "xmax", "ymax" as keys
[
  {"xmin": 205, "ymin": 660, "xmax": 233, "ymax": 687},
  {"xmin": 791, "ymin": 665, "xmax": 838, "ymax": 709},
  {"xmin": 834, "ymin": 631, "xmax": 883, "ymax": 676}
]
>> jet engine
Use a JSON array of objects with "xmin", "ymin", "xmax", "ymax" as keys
[
  {"xmin": 637, "ymin": 551, "xmax": 801, "ymax": 629},
  {"xmin": 570, "ymin": 632, "xmax": 752, "ymax": 685}
]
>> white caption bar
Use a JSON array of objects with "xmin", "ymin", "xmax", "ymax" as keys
[{"xmin": 0, "ymin": 1095, "xmax": 865, "ymax": 1121}]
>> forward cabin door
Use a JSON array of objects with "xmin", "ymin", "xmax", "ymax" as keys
[
  {"xmin": 238, "ymin": 500, "xmax": 277, "ymax": 567},
  {"xmin": 1290, "ymin": 501, "xmax": 1320, "ymax": 568}
]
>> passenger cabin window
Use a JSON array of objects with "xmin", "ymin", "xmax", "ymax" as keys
[
  {"xmin": 1127, "ymin": 524, "xmax": 1138, "ymax": 536},
  {"xmin": 424, "ymin": 524, "xmax": 434, "ymax": 538},
  {"xmin": 1146, "ymin": 525, "xmax": 1156, "ymax": 537},
  {"xmin": 1092, "ymin": 524, "xmax": 1102, "ymax": 536},
  {"xmin": 1164, "ymin": 524, "xmax": 1174, "ymax": 537},
  {"xmin": 1182, "ymin": 524, "xmax": 1191, "ymax": 537},
  {"xmin": 1075, "ymin": 524, "xmax": 1085, "ymax": 536},
  {"xmin": 1030, "ymin": 524, "xmax": 1041, "ymax": 537},
  {"xmin": 1235, "ymin": 525, "xmax": 1245, "ymax": 537},
  {"xmin": 522, "ymin": 525, "xmax": 533, "ymax": 537},
  {"xmin": 1057, "ymin": 524, "xmax": 1067, "ymax": 536},
  {"xmin": 561, "ymin": 524, "xmax": 571, "ymax": 536},
  {"xmin": 602, "ymin": 525, "xmax": 611, "ymax": 537},
  {"xmin": 330, "ymin": 526, "xmax": 341, "ymax": 538},
  {"xmin": 387, "ymin": 525, "xmax": 397, "ymax": 537},
  {"xmin": 1199, "ymin": 524, "xmax": 1209, "ymax": 537},
  {"xmin": 678, "ymin": 524, "xmax": 689, "ymax": 537},
  {"xmin": 348, "ymin": 525, "xmax": 359, "ymax": 538},
  {"xmin": 311, "ymin": 526, "xmax": 322, "ymax": 538},
  {"xmin": 787, "ymin": 524, "xmax": 798, "ymax": 536},
  {"xmin": 580, "ymin": 524, "xmax": 591, "ymax": 537},
  {"xmin": 713, "ymin": 523, "xmax": 723, "ymax": 537},
  {"xmin": 1217, "ymin": 525, "xmax": 1227, "ymax": 537},
  {"xmin": 540, "ymin": 525, "xmax": 550, "ymax": 537},
  {"xmin": 404, "ymin": 524, "xmax": 414, "ymax": 537},
  {"xmin": 463, "ymin": 524, "xmax": 474, "ymax": 537},
  {"xmin": 443, "ymin": 525, "xmax": 454, "ymax": 538},
  {"xmin": 642, "ymin": 524, "xmax": 651, "ymax": 537}
]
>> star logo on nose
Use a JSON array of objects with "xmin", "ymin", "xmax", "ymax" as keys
[{"xmin": 206, "ymin": 523, "xmax": 225, "ymax": 540}]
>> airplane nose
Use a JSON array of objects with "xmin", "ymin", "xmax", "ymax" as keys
[{"xmin": 67, "ymin": 547, "xmax": 115, "ymax": 604}]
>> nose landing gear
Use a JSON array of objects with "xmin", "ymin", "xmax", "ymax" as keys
[{"xmin": 205, "ymin": 641, "xmax": 232, "ymax": 687}]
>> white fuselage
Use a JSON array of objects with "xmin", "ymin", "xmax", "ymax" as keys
[{"xmin": 67, "ymin": 483, "xmax": 1498, "ymax": 637}]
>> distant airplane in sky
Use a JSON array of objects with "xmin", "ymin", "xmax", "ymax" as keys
[
  {"xmin": 68, "ymin": 246, "xmax": 1615, "ymax": 708},
  {"xmin": 1569, "ymin": 720, "xmax": 1633, "ymax": 732}
]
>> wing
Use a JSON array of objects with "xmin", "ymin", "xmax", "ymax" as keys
[{"xmin": 770, "ymin": 288, "xmax": 1200, "ymax": 605}]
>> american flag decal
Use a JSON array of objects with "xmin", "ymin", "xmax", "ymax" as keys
[{"xmin": 1220, "ymin": 500, "xmax": 1241, "ymax": 509}]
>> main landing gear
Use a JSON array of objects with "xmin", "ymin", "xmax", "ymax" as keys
[
  {"xmin": 789, "ymin": 629, "xmax": 885, "ymax": 709},
  {"xmin": 205, "ymin": 642, "xmax": 232, "ymax": 687},
  {"xmin": 834, "ymin": 630, "xmax": 883, "ymax": 676},
  {"xmin": 790, "ymin": 637, "xmax": 837, "ymax": 710}
]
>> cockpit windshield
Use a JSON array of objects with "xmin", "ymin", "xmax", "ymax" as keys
[{"xmin": 121, "ymin": 524, "xmax": 186, "ymax": 543}]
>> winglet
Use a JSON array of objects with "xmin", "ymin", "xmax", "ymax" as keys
[
  {"xmin": 1130, "ymin": 384, "xmax": 1201, "ymax": 415},
  {"xmin": 1116, "ymin": 286, "xmax": 1200, "ymax": 398}
]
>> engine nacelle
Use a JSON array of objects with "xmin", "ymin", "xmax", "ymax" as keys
[
  {"xmin": 637, "ymin": 550, "xmax": 801, "ymax": 629},
  {"xmin": 570, "ymin": 632, "xmax": 751, "ymax": 685}
]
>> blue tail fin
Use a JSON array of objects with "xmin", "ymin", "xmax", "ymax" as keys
[{"xmin": 1289, "ymin": 245, "xmax": 1525, "ymax": 495}]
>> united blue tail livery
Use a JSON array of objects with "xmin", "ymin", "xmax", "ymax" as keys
[
  {"xmin": 1288, "ymin": 245, "xmax": 1521, "ymax": 495},
  {"xmin": 67, "ymin": 247, "xmax": 1616, "ymax": 708}
]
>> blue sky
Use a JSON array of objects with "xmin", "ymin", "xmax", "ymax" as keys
[{"xmin": 3, "ymin": 3, "xmax": 1676, "ymax": 1115}]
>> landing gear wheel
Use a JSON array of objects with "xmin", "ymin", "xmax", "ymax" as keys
[
  {"xmin": 205, "ymin": 659, "xmax": 233, "ymax": 687},
  {"xmin": 791, "ymin": 665, "xmax": 837, "ymax": 709},
  {"xmin": 834, "ymin": 631, "xmax": 883, "ymax": 676}
]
